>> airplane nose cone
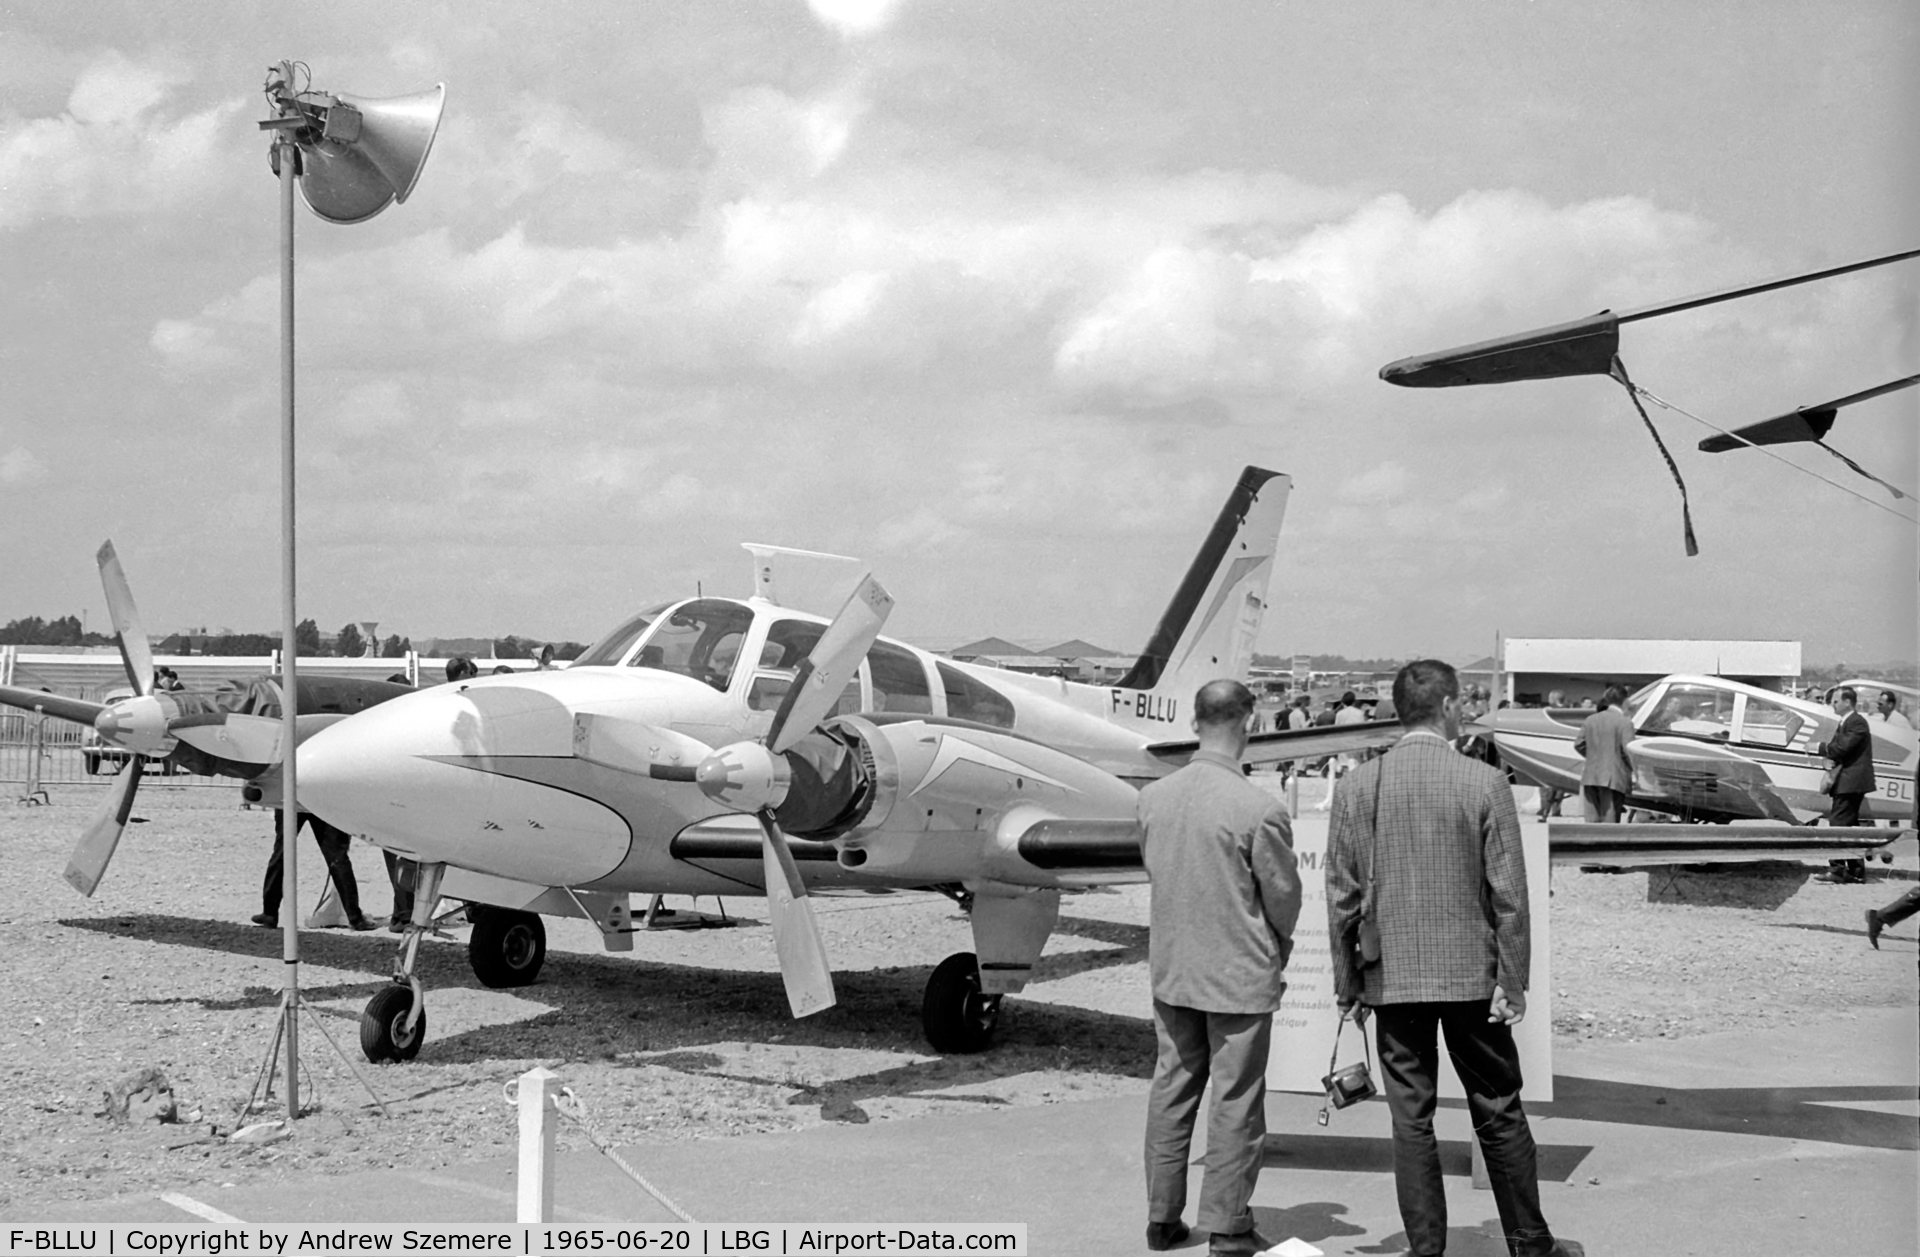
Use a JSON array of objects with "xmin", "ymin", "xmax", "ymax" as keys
[{"xmin": 297, "ymin": 684, "xmax": 632, "ymax": 885}]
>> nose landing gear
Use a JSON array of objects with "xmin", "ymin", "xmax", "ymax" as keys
[{"xmin": 359, "ymin": 861, "xmax": 444, "ymax": 1063}]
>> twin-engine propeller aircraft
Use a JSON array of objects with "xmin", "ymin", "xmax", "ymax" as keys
[
  {"xmin": 298, "ymin": 466, "xmax": 1402, "ymax": 1061},
  {"xmin": 1484, "ymin": 673, "xmax": 1918, "ymax": 826},
  {"xmin": 0, "ymin": 541, "xmax": 412, "ymax": 895}
]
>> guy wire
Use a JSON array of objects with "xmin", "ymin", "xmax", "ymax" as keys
[{"xmin": 1631, "ymin": 384, "xmax": 1918, "ymax": 526}]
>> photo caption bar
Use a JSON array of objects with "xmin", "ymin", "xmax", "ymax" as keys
[{"xmin": 3, "ymin": 1226, "xmax": 1026, "ymax": 1257}]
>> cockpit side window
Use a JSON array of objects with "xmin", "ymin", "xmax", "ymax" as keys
[
  {"xmin": 868, "ymin": 641, "xmax": 933, "ymax": 714},
  {"xmin": 937, "ymin": 662, "xmax": 1015, "ymax": 729},
  {"xmin": 746, "ymin": 618, "xmax": 859, "ymax": 715},
  {"xmin": 1737, "ymin": 695, "xmax": 1806, "ymax": 748},
  {"xmin": 1641, "ymin": 683, "xmax": 1734, "ymax": 740},
  {"xmin": 630, "ymin": 599, "xmax": 755, "ymax": 692},
  {"xmin": 572, "ymin": 609, "xmax": 661, "ymax": 668}
]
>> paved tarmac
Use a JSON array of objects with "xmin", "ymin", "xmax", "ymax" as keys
[{"xmin": 37, "ymin": 1002, "xmax": 1917, "ymax": 1256}]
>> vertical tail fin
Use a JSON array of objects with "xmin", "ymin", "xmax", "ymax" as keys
[{"xmin": 1115, "ymin": 467, "xmax": 1288, "ymax": 698}]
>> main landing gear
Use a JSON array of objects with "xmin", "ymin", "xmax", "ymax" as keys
[
  {"xmin": 468, "ymin": 904, "xmax": 547, "ymax": 988},
  {"xmin": 922, "ymin": 952, "xmax": 1001, "ymax": 1054}
]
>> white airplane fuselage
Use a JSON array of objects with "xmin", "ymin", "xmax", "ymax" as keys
[{"xmin": 297, "ymin": 596, "xmax": 1179, "ymax": 901}]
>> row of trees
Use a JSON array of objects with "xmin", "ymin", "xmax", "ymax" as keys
[
  {"xmin": 0, "ymin": 615, "xmax": 112, "ymax": 647},
  {"xmin": 2, "ymin": 614, "xmax": 582, "ymax": 660}
]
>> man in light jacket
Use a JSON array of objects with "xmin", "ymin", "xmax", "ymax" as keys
[
  {"xmin": 1139, "ymin": 679, "xmax": 1301, "ymax": 1257},
  {"xmin": 1573, "ymin": 684, "xmax": 1636, "ymax": 823}
]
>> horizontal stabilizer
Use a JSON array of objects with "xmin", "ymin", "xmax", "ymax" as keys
[
  {"xmin": 1148, "ymin": 719, "xmax": 1403, "ymax": 767},
  {"xmin": 1547, "ymin": 824, "xmax": 1906, "ymax": 866}
]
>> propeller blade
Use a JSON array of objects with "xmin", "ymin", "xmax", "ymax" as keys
[
  {"xmin": 65, "ymin": 759, "xmax": 141, "ymax": 897},
  {"xmin": 0, "ymin": 684, "xmax": 107, "ymax": 729},
  {"xmin": 169, "ymin": 713, "xmax": 284, "ymax": 766},
  {"xmin": 757, "ymin": 811, "xmax": 836, "ymax": 1018},
  {"xmin": 768, "ymin": 574, "xmax": 894, "ymax": 754},
  {"xmin": 97, "ymin": 541, "xmax": 154, "ymax": 698}
]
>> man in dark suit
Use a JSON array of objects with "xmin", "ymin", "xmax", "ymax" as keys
[
  {"xmin": 1327, "ymin": 660, "xmax": 1568, "ymax": 1257},
  {"xmin": 1139, "ymin": 679, "xmax": 1302, "ymax": 1256},
  {"xmin": 1573, "ymin": 684, "xmax": 1635, "ymax": 823},
  {"xmin": 1814, "ymin": 685, "xmax": 1876, "ymax": 883}
]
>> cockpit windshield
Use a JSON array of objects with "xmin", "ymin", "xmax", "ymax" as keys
[
  {"xmin": 572, "ymin": 607, "xmax": 667, "ymax": 668},
  {"xmin": 629, "ymin": 599, "xmax": 755, "ymax": 692}
]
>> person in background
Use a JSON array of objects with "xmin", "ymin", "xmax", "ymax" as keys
[
  {"xmin": 1573, "ymin": 685, "xmax": 1635, "ymax": 824},
  {"xmin": 446, "ymin": 655, "xmax": 479, "ymax": 683},
  {"xmin": 1865, "ymin": 885, "xmax": 1920, "ymax": 948},
  {"xmin": 1813, "ymin": 686, "xmax": 1875, "ymax": 884},
  {"xmin": 1535, "ymin": 692, "xmax": 1571, "ymax": 819},
  {"xmin": 1870, "ymin": 690, "xmax": 1912, "ymax": 732},
  {"xmin": 1138, "ymin": 680, "xmax": 1301, "ymax": 1257},
  {"xmin": 535, "ymin": 643, "xmax": 558, "ymax": 671},
  {"xmin": 254, "ymin": 809, "xmax": 378, "ymax": 932},
  {"xmin": 1326, "ymin": 659, "xmax": 1569, "ymax": 1257}
]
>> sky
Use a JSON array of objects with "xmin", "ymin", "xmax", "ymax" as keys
[{"xmin": 2, "ymin": 0, "xmax": 1915, "ymax": 665}]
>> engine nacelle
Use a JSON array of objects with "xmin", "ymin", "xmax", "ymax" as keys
[{"xmin": 821, "ymin": 716, "xmax": 1140, "ymax": 883}]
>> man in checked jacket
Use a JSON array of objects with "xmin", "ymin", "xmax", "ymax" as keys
[{"xmin": 1327, "ymin": 659, "xmax": 1569, "ymax": 1257}]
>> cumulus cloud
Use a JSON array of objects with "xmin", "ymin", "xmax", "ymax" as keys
[
  {"xmin": 1, "ymin": 446, "xmax": 49, "ymax": 486},
  {"xmin": 806, "ymin": 0, "xmax": 908, "ymax": 39},
  {"xmin": 0, "ymin": 49, "xmax": 242, "ymax": 228}
]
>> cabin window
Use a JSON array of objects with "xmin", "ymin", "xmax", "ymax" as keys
[
  {"xmin": 748, "ymin": 618, "xmax": 861, "ymax": 715},
  {"xmin": 868, "ymin": 642, "xmax": 933, "ymax": 714},
  {"xmin": 1641, "ymin": 683, "xmax": 1734, "ymax": 740},
  {"xmin": 1737, "ymin": 696, "xmax": 1805, "ymax": 748},
  {"xmin": 937, "ymin": 662, "xmax": 1016, "ymax": 729},
  {"xmin": 628, "ymin": 599, "xmax": 755, "ymax": 692}
]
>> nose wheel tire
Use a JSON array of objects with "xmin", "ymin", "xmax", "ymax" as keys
[
  {"xmin": 922, "ymin": 951, "xmax": 1002, "ymax": 1054},
  {"xmin": 360, "ymin": 983, "xmax": 426, "ymax": 1063},
  {"xmin": 468, "ymin": 907, "xmax": 547, "ymax": 989}
]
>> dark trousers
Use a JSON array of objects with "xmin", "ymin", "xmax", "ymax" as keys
[
  {"xmin": 1144, "ymin": 1001, "xmax": 1270, "ymax": 1237},
  {"xmin": 262, "ymin": 810, "xmax": 364, "ymax": 922},
  {"xmin": 383, "ymin": 851, "xmax": 417, "ymax": 926},
  {"xmin": 1827, "ymin": 792, "xmax": 1867, "ymax": 880},
  {"xmin": 1580, "ymin": 786, "xmax": 1624, "ymax": 824},
  {"xmin": 1374, "ymin": 1001, "xmax": 1553, "ymax": 1257},
  {"xmin": 1878, "ymin": 885, "xmax": 1920, "ymax": 927}
]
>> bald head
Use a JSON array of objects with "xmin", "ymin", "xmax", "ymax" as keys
[{"xmin": 1195, "ymin": 679, "xmax": 1256, "ymax": 730}]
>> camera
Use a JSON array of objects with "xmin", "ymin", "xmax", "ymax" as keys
[{"xmin": 1321, "ymin": 1060, "xmax": 1377, "ymax": 1109}]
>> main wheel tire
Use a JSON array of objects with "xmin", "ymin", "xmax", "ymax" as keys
[
  {"xmin": 468, "ymin": 907, "xmax": 547, "ymax": 988},
  {"xmin": 922, "ymin": 951, "xmax": 1002, "ymax": 1054},
  {"xmin": 360, "ymin": 983, "xmax": 426, "ymax": 1063}
]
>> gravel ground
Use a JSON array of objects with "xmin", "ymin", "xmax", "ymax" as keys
[{"xmin": 2, "ymin": 781, "xmax": 1913, "ymax": 1214}]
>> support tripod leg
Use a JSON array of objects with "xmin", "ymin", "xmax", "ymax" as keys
[
  {"xmin": 297, "ymin": 1002, "xmax": 391, "ymax": 1118},
  {"xmin": 235, "ymin": 995, "xmax": 289, "ymax": 1129}
]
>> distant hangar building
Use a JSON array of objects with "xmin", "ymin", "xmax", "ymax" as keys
[{"xmin": 1472, "ymin": 638, "xmax": 1801, "ymax": 706}]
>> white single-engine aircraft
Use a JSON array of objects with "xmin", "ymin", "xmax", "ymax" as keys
[
  {"xmin": 1486, "ymin": 673, "xmax": 1918, "ymax": 825},
  {"xmin": 298, "ymin": 467, "xmax": 1401, "ymax": 1061}
]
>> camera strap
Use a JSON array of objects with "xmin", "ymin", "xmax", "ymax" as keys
[{"xmin": 1327, "ymin": 1007, "xmax": 1375, "ymax": 1078}]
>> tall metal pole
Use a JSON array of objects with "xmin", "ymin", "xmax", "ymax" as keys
[{"xmin": 276, "ymin": 122, "xmax": 302, "ymax": 1122}]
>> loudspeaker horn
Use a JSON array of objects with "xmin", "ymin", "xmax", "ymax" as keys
[{"xmin": 298, "ymin": 84, "xmax": 446, "ymax": 225}]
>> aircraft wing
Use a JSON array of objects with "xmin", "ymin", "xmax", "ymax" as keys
[
  {"xmin": 1548, "ymin": 823, "xmax": 1907, "ymax": 866},
  {"xmin": 1627, "ymin": 736, "xmax": 1801, "ymax": 822},
  {"xmin": 1147, "ymin": 720, "xmax": 1403, "ymax": 768}
]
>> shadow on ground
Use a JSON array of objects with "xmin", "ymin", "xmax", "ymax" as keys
[{"xmin": 62, "ymin": 912, "xmax": 1157, "ymax": 1121}]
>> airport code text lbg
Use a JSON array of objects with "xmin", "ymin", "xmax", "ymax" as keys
[{"xmin": 4, "ymin": 1228, "xmax": 1024, "ymax": 1257}]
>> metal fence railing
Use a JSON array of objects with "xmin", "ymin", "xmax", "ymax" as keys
[{"xmin": 0, "ymin": 720, "xmax": 226, "ymax": 789}]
